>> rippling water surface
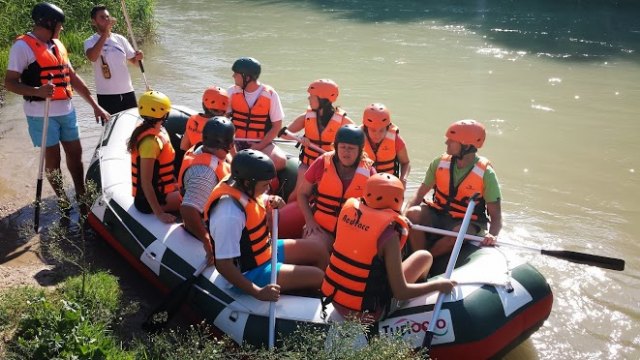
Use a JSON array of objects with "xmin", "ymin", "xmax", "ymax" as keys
[{"xmin": 1, "ymin": 0, "xmax": 638, "ymax": 358}]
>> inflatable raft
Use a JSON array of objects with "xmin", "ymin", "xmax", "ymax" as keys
[{"xmin": 86, "ymin": 107, "xmax": 553, "ymax": 359}]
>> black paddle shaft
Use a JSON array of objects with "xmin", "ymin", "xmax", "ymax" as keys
[{"xmin": 541, "ymin": 249, "xmax": 625, "ymax": 271}]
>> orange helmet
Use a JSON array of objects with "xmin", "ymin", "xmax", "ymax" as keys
[
  {"xmin": 362, "ymin": 103, "xmax": 391, "ymax": 129},
  {"xmin": 307, "ymin": 79, "xmax": 339, "ymax": 103},
  {"xmin": 364, "ymin": 173, "xmax": 405, "ymax": 212},
  {"xmin": 202, "ymin": 86, "xmax": 229, "ymax": 112},
  {"xmin": 446, "ymin": 119, "xmax": 486, "ymax": 148}
]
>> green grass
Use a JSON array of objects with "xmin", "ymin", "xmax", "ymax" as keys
[
  {"xmin": 0, "ymin": 272, "xmax": 423, "ymax": 359},
  {"xmin": 0, "ymin": 0, "xmax": 155, "ymax": 85}
]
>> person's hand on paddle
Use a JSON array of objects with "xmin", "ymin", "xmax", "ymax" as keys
[
  {"xmin": 481, "ymin": 233, "xmax": 497, "ymax": 247},
  {"xmin": 267, "ymin": 195, "xmax": 285, "ymax": 210},
  {"xmin": 429, "ymin": 278, "xmax": 458, "ymax": 294},
  {"xmin": 156, "ymin": 211, "xmax": 176, "ymax": 224},
  {"xmin": 133, "ymin": 50, "xmax": 144, "ymax": 62},
  {"xmin": 37, "ymin": 83, "xmax": 55, "ymax": 98},
  {"xmin": 256, "ymin": 283, "xmax": 281, "ymax": 302}
]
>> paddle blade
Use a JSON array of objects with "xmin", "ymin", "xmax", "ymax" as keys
[
  {"xmin": 540, "ymin": 249, "xmax": 625, "ymax": 271},
  {"xmin": 141, "ymin": 275, "xmax": 199, "ymax": 332}
]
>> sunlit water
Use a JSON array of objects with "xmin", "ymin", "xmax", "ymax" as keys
[{"xmin": 1, "ymin": 0, "xmax": 638, "ymax": 358}]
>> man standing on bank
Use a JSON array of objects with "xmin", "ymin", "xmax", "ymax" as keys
[
  {"xmin": 84, "ymin": 4, "xmax": 143, "ymax": 114},
  {"xmin": 5, "ymin": 2, "xmax": 110, "ymax": 213}
]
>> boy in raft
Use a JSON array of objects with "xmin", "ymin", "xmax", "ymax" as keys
[
  {"xmin": 280, "ymin": 79, "xmax": 354, "ymax": 202},
  {"xmin": 180, "ymin": 85, "xmax": 229, "ymax": 150},
  {"xmin": 322, "ymin": 173, "xmax": 456, "ymax": 321},
  {"xmin": 297, "ymin": 125, "xmax": 376, "ymax": 252},
  {"xmin": 128, "ymin": 90, "xmax": 181, "ymax": 223},
  {"xmin": 227, "ymin": 57, "xmax": 288, "ymax": 172},
  {"xmin": 405, "ymin": 120, "xmax": 502, "ymax": 258},
  {"xmin": 178, "ymin": 117, "xmax": 234, "ymax": 266},
  {"xmin": 205, "ymin": 150, "xmax": 326, "ymax": 300},
  {"xmin": 360, "ymin": 103, "xmax": 411, "ymax": 186}
]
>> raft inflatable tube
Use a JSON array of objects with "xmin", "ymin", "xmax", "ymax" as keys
[{"xmin": 86, "ymin": 107, "xmax": 553, "ymax": 359}]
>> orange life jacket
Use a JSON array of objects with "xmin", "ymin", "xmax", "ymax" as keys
[
  {"xmin": 203, "ymin": 181, "xmax": 271, "ymax": 272},
  {"xmin": 17, "ymin": 34, "xmax": 73, "ymax": 101},
  {"xmin": 425, "ymin": 154, "xmax": 489, "ymax": 222},
  {"xmin": 177, "ymin": 145, "xmax": 231, "ymax": 194},
  {"xmin": 300, "ymin": 107, "xmax": 346, "ymax": 165},
  {"xmin": 131, "ymin": 128, "xmax": 177, "ymax": 197},
  {"xmin": 184, "ymin": 114, "xmax": 209, "ymax": 148},
  {"xmin": 321, "ymin": 197, "xmax": 409, "ymax": 312},
  {"xmin": 363, "ymin": 124, "xmax": 399, "ymax": 175},
  {"xmin": 313, "ymin": 152, "xmax": 371, "ymax": 233},
  {"xmin": 230, "ymin": 85, "xmax": 274, "ymax": 139}
]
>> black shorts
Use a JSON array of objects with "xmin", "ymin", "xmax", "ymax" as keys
[
  {"xmin": 422, "ymin": 205, "xmax": 487, "ymax": 249},
  {"xmin": 97, "ymin": 91, "xmax": 137, "ymax": 115},
  {"xmin": 133, "ymin": 192, "xmax": 167, "ymax": 214}
]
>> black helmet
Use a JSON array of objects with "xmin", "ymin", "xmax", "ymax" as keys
[
  {"xmin": 32, "ymin": 3, "xmax": 65, "ymax": 32},
  {"xmin": 231, "ymin": 149, "xmax": 276, "ymax": 182},
  {"xmin": 232, "ymin": 57, "xmax": 261, "ymax": 79},
  {"xmin": 335, "ymin": 124, "xmax": 365, "ymax": 147},
  {"xmin": 202, "ymin": 116, "xmax": 235, "ymax": 151}
]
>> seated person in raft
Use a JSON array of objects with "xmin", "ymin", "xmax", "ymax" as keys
[
  {"xmin": 297, "ymin": 124, "xmax": 376, "ymax": 252},
  {"xmin": 205, "ymin": 149, "xmax": 327, "ymax": 300},
  {"xmin": 128, "ymin": 90, "xmax": 181, "ymax": 223},
  {"xmin": 178, "ymin": 117, "xmax": 234, "ymax": 266},
  {"xmin": 321, "ymin": 173, "xmax": 457, "ymax": 322}
]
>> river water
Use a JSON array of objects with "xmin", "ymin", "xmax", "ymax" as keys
[{"xmin": 1, "ymin": 0, "xmax": 638, "ymax": 358}]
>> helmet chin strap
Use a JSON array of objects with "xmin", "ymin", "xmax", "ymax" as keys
[{"xmin": 453, "ymin": 144, "xmax": 476, "ymax": 160}]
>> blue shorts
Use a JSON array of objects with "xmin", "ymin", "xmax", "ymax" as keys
[
  {"xmin": 27, "ymin": 109, "xmax": 79, "ymax": 147},
  {"xmin": 242, "ymin": 239, "xmax": 285, "ymax": 288}
]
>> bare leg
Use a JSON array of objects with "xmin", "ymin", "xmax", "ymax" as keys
[
  {"xmin": 276, "ymin": 263, "xmax": 324, "ymax": 292},
  {"xmin": 162, "ymin": 191, "xmax": 183, "ymax": 212},
  {"xmin": 262, "ymin": 143, "xmax": 288, "ymax": 172},
  {"xmin": 406, "ymin": 204, "xmax": 433, "ymax": 254},
  {"xmin": 60, "ymin": 140, "xmax": 85, "ymax": 198},
  {"xmin": 44, "ymin": 144, "xmax": 66, "ymax": 199},
  {"xmin": 402, "ymin": 250, "xmax": 433, "ymax": 282},
  {"xmin": 282, "ymin": 238, "xmax": 329, "ymax": 270}
]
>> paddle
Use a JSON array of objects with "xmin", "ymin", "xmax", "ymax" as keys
[
  {"xmin": 278, "ymin": 128, "xmax": 326, "ymax": 154},
  {"xmin": 268, "ymin": 208, "xmax": 279, "ymax": 349},
  {"xmin": 34, "ymin": 74, "xmax": 53, "ymax": 233},
  {"xmin": 142, "ymin": 260, "xmax": 209, "ymax": 333},
  {"xmin": 422, "ymin": 193, "xmax": 479, "ymax": 355},
  {"xmin": 120, "ymin": 0, "xmax": 150, "ymax": 90},
  {"xmin": 410, "ymin": 224, "xmax": 625, "ymax": 271}
]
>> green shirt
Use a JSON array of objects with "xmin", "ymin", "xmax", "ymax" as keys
[{"xmin": 422, "ymin": 154, "xmax": 502, "ymax": 203}]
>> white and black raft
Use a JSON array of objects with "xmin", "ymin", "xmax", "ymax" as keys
[{"xmin": 86, "ymin": 106, "xmax": 554, "ymax": 359}]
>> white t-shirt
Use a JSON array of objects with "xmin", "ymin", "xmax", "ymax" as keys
[
  {"xmin": 7, "ymin": 33, "xmax": 74, "ymax": 117},
  {"xmin": 83, "ymin": 33, "xmax": 135, "ymax": 95},
  {"xmin": 209, "ymin": 196, "xmax": 246, "ymax": 261},
  {"xmin": 227, "ymin": 84, "xmax": 285, "ymax": 123}
]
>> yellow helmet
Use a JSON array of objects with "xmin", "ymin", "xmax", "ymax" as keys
[{"xmin": 138, "ymin": 90, "xmax": 171, "ymax": 119}]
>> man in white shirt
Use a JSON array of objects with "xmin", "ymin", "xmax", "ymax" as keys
[
  {"xmin": 4, "ymin": 2, "xmax": 109, "ymax": 213},
  {"xmin": 227, "ymin": 57, "xmax": 288, "ymax": 172},
  {"xmin": 84, "ymin": 5, "xmax": 143, "ymax": 114}
]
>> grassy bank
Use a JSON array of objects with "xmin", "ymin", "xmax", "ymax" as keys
[
  {"xmin": 0, "ymin": 0, "xmax": 155, "ymax": 92},
  {"xmin": 0, "ymin": 272, "xmax": 421, "ymax": 359}
]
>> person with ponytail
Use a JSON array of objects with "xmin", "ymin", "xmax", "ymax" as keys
[
  {"xmin": 281, "ymin": 79, "xmax": 353, "ymax": 202},
  {"xmin": 128, "ymin": 90, "xmax": 181, "ymax": 223}
]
